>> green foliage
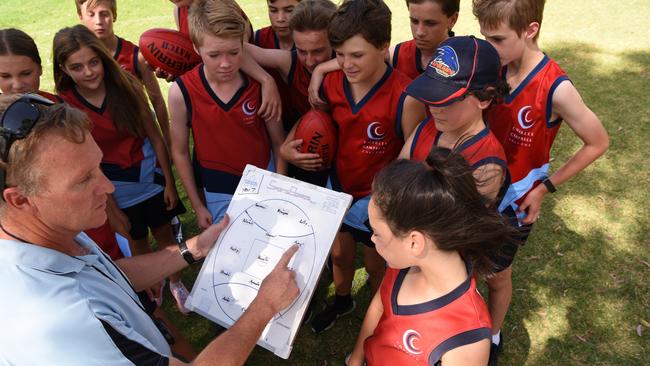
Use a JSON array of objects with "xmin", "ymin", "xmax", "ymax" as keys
[{"xmin": 1, "ymin": 0, "xmax": 648, "ymax": 364}]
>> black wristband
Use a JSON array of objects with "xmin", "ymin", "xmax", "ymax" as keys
[
  {"xmin": 542, "ymin": 177, "xmax": 557, "ymax": 193},
  {"xmin": 178, "ymin": 240, "xmax": 196, "ymax": 265}
]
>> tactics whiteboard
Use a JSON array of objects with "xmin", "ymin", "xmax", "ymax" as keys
[{"xmin": 186, "ymin": 165, "xmax": 352, "ymax": 359}]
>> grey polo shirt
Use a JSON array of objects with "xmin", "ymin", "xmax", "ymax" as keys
[{"xmin": 0, "ymin": 233, "xmax": 171, "ymax": 365}]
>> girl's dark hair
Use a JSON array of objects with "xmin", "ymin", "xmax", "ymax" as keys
[
  {"xmin": 473, "ymin": 78, "xmax": 511, "ymax": 105},
  {"xmin": 0, "ymin": 28, "xmax": 42, "ymax": 66},
  {"xmin": 53, "ymin": 25, "xmax": 147, "ymax": 138},
  {"xmin": 328, "ymin": 0, "xmax": 391, "ymax": 49},
  {"xmin": 372, "ymin": 147, "xmax": 519, "ymax": 278}
]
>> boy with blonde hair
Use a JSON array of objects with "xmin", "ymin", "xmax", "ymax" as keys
[
  {"xmin": 169, "ymin": 0, "xmax": 285, "ymax": 230},
  {"xmin": 473, "ymin": 0, "xmax": 609, "ymax": 363}
]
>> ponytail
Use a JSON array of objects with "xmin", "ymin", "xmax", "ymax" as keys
[{"xmin": 372, "ymin": 147, "xmax": 519, "ymax": 278}]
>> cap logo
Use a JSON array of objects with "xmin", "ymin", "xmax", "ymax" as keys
[{"xmin": 429, "ymin": 45, "xmax": 459, "ymax": 78}]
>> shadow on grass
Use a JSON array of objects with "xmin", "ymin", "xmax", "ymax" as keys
[{"xmin": 165, "ymin": 42, "xmax": 649, "ymax": 365}]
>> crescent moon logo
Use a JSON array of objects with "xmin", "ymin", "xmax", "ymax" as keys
[
  {"xmin": 242, "ymin": 98, "xmax": 257, "ymax": 116},
  {"xmin": 517, "ymin": 106, "xmax": 534, "ymax": 129},
  {"xmin": 402, "ymin": 329, "xmax": 423, "ymax": 355},
  {"xmin": 367, "ymin": 122, "xmax": 386, "ymax": 141}
]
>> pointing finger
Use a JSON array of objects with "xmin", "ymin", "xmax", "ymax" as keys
[{"xmin": 275, "ymin": 244, "xmax": 299, "ymax": 270}]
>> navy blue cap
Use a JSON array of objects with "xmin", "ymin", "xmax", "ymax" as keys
[{"xmin": 405, "ymin": 36, "xmax": 501, "ymax": 106}]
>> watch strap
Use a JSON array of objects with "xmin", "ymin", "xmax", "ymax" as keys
[
  {"xmin": 178, "ymin": 240, "xmax": 196, "ymax": 264},
  {"xmin": 542, "ymin": 177, "xmax": 557, "ymax": 193}
]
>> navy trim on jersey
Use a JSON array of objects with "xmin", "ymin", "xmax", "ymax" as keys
[
  {"xmin": 504, "ymin": 55, "xmax": 550, "ymax": 104},
  {"xmin": 471, "ymin": 156, "xmax": 508, "ymax": 170},
  {"xmin": 102, "ymin": 163, "xmax": 166, "ymax": 186},
  {"xmin": 133, "ymin": 46, "xmax": 141, "ymax": 79},
  {"xmin": 272, "ymin": 31, "xmax": 280, "ymax": 49},
  {"xmin": 343, "ymin": 66, "xmax": 392, "ymax": 114},
  {"xmin": 254, "ymin": 29, "xmax": 262, "ymax": 46},
  {"xmin": 429, "ymin": 328, "xmax": 492, "ymax": 365},
  {"xmin": 414, "ymin": 45, "xmax": 424, "ymax": 74},
  {"xmin": 113, "ymin": 37, "xmax": 123, "ymax": 61},
  {"xmin": 199, "ymin": 165, "xmax": 242, "ymax": 194},
  {"xmin": 392, "ymin": 42, "xmax": 402, "ymax": 68},
  {"xmin": 199, "ymin": 65, "xmax": 249, "ymax": 111},
  {"xmin": 409, "ymin": 117, "xmax": 431, "ymax": 158},
  {"xmin": 545, "ymin": 75, "xmax": 571, "ymax": 128},
  {"xmin": 72, "ymin": 87, "xmax": 107, "ymax": 115},
  {"xmin": 288, "ymin": 50, "xmax": 298, "ymax": 86},
  {"xmin": 391, "ymin": 261, "xmax": 473, "ymax": 316},
  {"xmin": 174, "ymin": 77, "xmax": 193, "ymax": 127},
  {"xmin": 456, "ymin": 127, "xmax": 490, "ymax": 152},
  {"xmin": 394, "ymin": 92, "xmax": 408, "ymax": 139},
  {"xmin": 99, "ymin": 319, "xmax": 170, "ymax": 366}
]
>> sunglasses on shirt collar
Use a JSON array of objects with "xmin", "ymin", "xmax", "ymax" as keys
[{"xmin": 0, "ymin": 93, "xmax": 55, "ymax": 197}]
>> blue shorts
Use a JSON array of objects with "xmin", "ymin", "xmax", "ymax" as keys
[{"xmin": 340, "ymin": 195, "xmax": 374, "ymax": 248}]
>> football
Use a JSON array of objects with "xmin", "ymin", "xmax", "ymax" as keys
[
  {"xmin": 138, "ymin": 28, "xmax": 201, "ymax": 76},
  {"xmin": 294, "ymin": 110, "xmax": 338, "ymax": 169}
]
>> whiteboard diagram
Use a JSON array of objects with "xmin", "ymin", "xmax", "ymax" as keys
[{"xmin": 186, "ymin": 165, "xmax": 352, "ymax": 359}]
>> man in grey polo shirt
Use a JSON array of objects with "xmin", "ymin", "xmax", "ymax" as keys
[{"xmin": 0, "ymin": 95, "xmax": 299, "ymax": 365}]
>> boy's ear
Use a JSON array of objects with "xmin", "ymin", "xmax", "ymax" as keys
[
  {"xmin": 477, "ymin": 97, "xmax": 492, "ymax": 110},
  {"xmin": 448, "ymin": 12, "xmax": 459, "ymax": 31},
  {"xmin": 525, "ymin": 22, "xmax": 540, "ymax": 40}
]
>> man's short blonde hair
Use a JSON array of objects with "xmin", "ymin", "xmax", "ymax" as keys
[
  {"xmin": 0, "ymin": 95, "xmax": 91, "ymax": 204},
  {"xmin": 188, "ymin": 0, "xmax": 247, "ymax": 47}
]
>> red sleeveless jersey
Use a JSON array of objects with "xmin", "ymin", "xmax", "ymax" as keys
[
  {"xmin": 286, "ymin": 51, "xmax": 312, "ymax": 121},
  {"xmin": 176, "ymin": 65, "xmax": 270, "ymax": 191},
  {"xmin": 85, "ymin": 220, "xmax": 123, "ymax": 261},
  {"xmin": 254, "ymin": 26, "xmax": 295, "ymax": 130},
  {"xmin": 391, "ymin": 39, "xmax": 424, "ymax": 80},
  {"xmin": 364, "ymin": 266, "xmax": 492, "ymax": 365},
  {"xmin": 113, "ymin": 37, "xmax": 140, "ymax": 79},
  {"xmin": 254, "ymin": 26, "xmax": 282, "ymax": 49},
  {"xmin": 485, "ymin": 56, "xmax": 569, "ymax": 212},
  {"xmin": 58, "ymin": 89, "xmax": 145, "ymax": 168},
  {"xmin": 410, "ymin": 117, "xmax": 507, "ymax": 170},
  {"xmin": 178, "ymin": 5, "xmax": 190, "ymax": 37},
  {"xmin": 321, "ymin": 67, "xmax": 411, "ymax": 198}
]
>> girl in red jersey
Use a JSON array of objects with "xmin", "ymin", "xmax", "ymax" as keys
[
  {"xmin": 347, "ymin": 150, "xmax": 518, "ymax": 366},
  {"xmin": 0, "ymin": 29, "xmax": 58, "ymax": 101},
  {"xmin": 0, "ymin": 29, "xmax": 132, "ymax": 260},
  {"xmin": 52, "ymin": 25, "xmax": 190, "ymax": 313}
]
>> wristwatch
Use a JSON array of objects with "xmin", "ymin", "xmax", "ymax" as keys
[
  {"xmin": 542, "ymin": 177, "xmax": 557, "ymax": 193},
  {"xmin": 178, "ymin": 240, "xmax": 197, "ymax": 264}
]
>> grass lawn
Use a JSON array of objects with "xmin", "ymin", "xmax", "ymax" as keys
[{"xmin": 1, "ymin": 0, "xmax": 648, "ymax": 364}]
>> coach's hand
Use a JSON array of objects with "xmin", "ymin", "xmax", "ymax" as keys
[
  {"xmin": 186, "ymin": 214, "xmax": 230, "ymax": 260},
  {"xmin": 255, "ymin": 245, "xmax": 300, "ymax": 314}
]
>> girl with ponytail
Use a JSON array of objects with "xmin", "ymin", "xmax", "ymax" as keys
[{"xmin": 347, "ymin": 148, "xmax": 519, "ymax": 366}]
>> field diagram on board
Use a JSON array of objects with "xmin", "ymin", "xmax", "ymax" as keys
[{"xmin": 186, "ymin": 165, "xmax": 352, "ymax": 359}]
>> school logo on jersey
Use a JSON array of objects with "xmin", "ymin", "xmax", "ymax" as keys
[
  {"xmin": 366, "ymin": 122, "xmax": 386, "ymax": 141},
  {"xmin": 362, "ymin": 122, "xmax": 389, "ymax": 155},
  {"xmin": 517, "ymin": 105, "xmax": 535, "ymax": 129},
  {"xmin": 242, "ymin": 98, "xmax": 257, "ymax": 116},
  {"xmin": 429, "ymin": 45, "xmax": 459, "ymax": 78},
  {"xmin": 402, "ymin": 329, "xmax": 423, "ymax": 355}
]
